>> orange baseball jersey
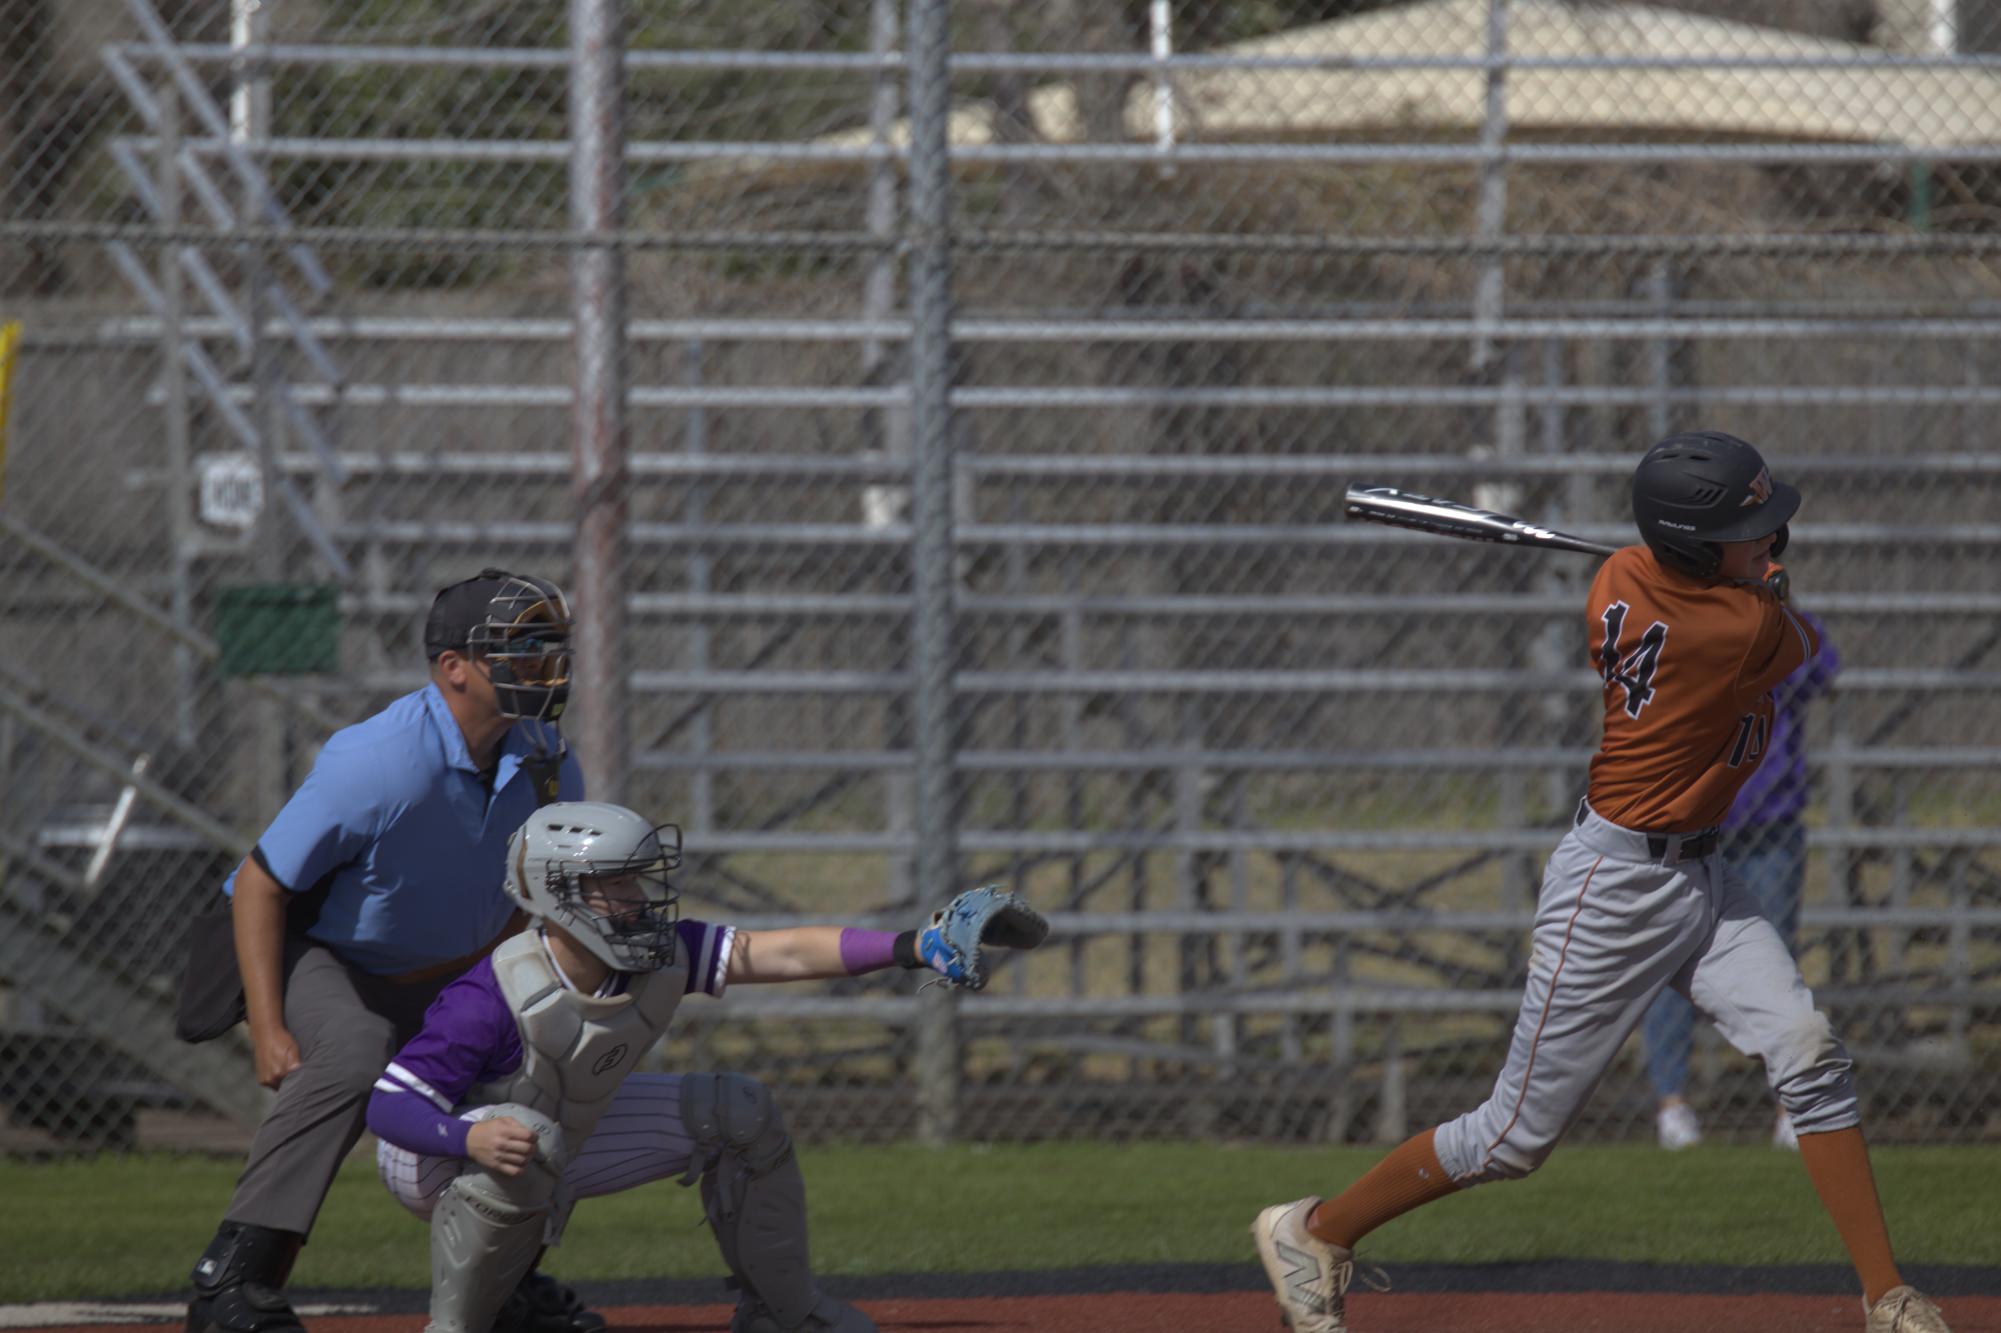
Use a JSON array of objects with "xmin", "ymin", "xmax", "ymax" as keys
[{"xmin": 1585, "ymin": 545, "xmax": 1820, "ymax": 832}]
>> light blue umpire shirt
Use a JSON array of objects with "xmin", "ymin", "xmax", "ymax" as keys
[{"xmin": 221, "ymin": 683, "xmax": 585, "ymax": 976}]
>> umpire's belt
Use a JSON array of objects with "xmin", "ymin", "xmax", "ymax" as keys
[
  {"xmin": 378, "ymin": 914, "xmax": 527, "ymax": 985},
  {"xmin": 1574, "ymin": 799, "xmax": 1719, "ymax": 867}
]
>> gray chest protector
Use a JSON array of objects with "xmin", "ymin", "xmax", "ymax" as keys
[
  {"xmin": 463, "ymin": 931, "xmax": 688, "ymax": 1157},
  {"xmin": 424, "ymin": 933, "xmax": 685, "ymax": 1333}
]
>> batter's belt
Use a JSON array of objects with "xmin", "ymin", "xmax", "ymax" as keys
[{"xmin": 1574, "ymin": 799, "xmax": 1719, "ymax": 866}]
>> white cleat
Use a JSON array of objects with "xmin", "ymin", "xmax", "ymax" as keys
[
  {"xmin": 1252, "ymin": 1197, "xmax": 1384, "ymax": 1333},
  {"xmin": 1866, "ymin": 1286, "xmax": 1952, "ymax": 1333},
  {"xmin": 1772, "ymin": 1110, "xmax": 1799, "ymax": 1150},
  {"xmin": 1656, "ymin": 1103, "xmax": 1702, "ymax": 1150}
]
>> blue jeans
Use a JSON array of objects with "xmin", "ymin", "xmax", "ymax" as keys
[{"xmin": 1641, "ymin": 821, "xmax": 1807, "ymax": 1101}]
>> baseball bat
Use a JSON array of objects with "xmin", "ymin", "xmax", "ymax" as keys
[{"xmin": 1343, "ymin": 484, "xmax": 1619, "ymax": 558}]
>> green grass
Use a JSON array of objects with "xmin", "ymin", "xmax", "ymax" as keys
[{"xmin": 0, "ymin": 1143, "xmax": 1991, "ymax": 1302}]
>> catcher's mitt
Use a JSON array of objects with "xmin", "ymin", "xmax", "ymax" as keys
[{"xmin": 902, "ymin": 885, "xmax": 1049, "ymax": 991}]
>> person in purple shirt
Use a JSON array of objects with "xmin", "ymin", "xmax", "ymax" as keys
[
  {"xmin": 1644, "ymin": 606, "xmax": 1839, "ymax": 1150},
  {"xmin": 367, "ymin": 801, "xmax": 1045, "ymax": 1333}
]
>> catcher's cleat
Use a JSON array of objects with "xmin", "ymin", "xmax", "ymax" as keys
[
  {"xmin": 1866, "ymin": 1286, "xmax": 1952, "ymax": 1333},
  {"xmin": 730, "ymin": 1293, "xmax": 878, "ymax": 1333},
  {"xmin": 490, "ymin": 1270, "xmax": 606, "ymax": 1333},
  {"xmin": 1253, "ymin": 1198, "xmax": 1388, "ymax": 1333}
]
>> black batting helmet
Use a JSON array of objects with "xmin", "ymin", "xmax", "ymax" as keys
[{"xmin": 1631, "ymin": 431, "xmax": 1799, "ymax": 579}]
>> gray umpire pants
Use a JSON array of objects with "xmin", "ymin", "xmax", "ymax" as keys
[{"xmin": 224, "ymin": 939, "xmax": 453, "ymax": 1237}]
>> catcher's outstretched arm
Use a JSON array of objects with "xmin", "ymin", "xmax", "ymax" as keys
[
  {"xmin": 720, "ymin": 922, "xmax": 956, "ymax": 984},
  {"xmin": 723, "ymin": 926, "xmax": 859, "ymax": 983},
  {"xmin": 719, "ymin": 888, "xmax": 1049, "ymax": 990}
]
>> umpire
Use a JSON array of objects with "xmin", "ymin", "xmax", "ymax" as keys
[{"xmin": 182, "ymin": 569, "xmax": 599, "ymax": 1333}]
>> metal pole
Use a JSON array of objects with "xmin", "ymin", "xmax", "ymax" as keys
[
  {"xmin": 1472, "ymin": 0, "xmax": 1507, "ymax": 366},
  {"xmin": 83, "ymin": 755, "xmax": 152, "ymax": 893},
  {"xmin": 1174, "ymin": 698, "xmax": 1206, "ymax": 1128},
  {"xmin": 863, "ymin": 0, "xmax": 904, "ymax": 375},
  {"xmin": 1930, "ymin": 0, "xmax": 1958, "ymax": 57},
  {"xmin": 0, "ymin": 692, "xmax": 41, "ymax": 1034},
  {"xmin": 228, "ymin": 0, "xmax": 270, "ymax": 148},
  {"xmin": 1646, "ymin": 260, "xmax": 1675, "ymax": 441},
  {"xmin": 684, "ymin": 339, "xmax": 714, "ymax": 835},
  {"xmin": 233, "ymin": 0, "xmax": 289, "ymax": 818},
  {"xmin": 1149, "ymin": 0, "xmax": 1176, "ymax": 178},
  {"xmin": 1538, "ymin": 338, "xmax": 1581, "ymax": 814},
  {"xmin": 1911, "ymin": 1, "xmax": 1956, "ymax": 231},
  {"xmin": 1476, "ymin": 1, "xmax": 1530, "ymax": 901},
  {"xmin": 569, "ymin": 0, "xmax": 631, "ymax": 803},
  {"xmin": 864, "ymin": 0, "xmax": 915, "ymax": 916},
  {"xmin": 159, "ymin": 84, "xmax": 198, "ymax": 747},
  {"xmin": 907, "ymin": 0, "xmax": 961, "ymax": 1146}
]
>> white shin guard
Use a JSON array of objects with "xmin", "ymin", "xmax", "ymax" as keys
[{"xmin": 426, "ymin": 1106, "xmax": 565, "ymax": 1333}]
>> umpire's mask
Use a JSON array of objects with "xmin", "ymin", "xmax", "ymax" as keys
[{"xmin": 427, "ymin": 569, "xmax": 574, "ymax": 723}]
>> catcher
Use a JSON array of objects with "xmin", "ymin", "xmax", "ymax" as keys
[{"xmin": 365, "ymin": 801, "xmax": 1046, "ymax": 1333}]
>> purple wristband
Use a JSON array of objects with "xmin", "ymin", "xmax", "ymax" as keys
[{"xmin": 838, "ymin": 927, "xmax": 902, "ymax": 976}]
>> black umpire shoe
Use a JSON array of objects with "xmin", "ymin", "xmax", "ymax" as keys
[
  {"xmin": 492, "ymin": 1269, "xmax": 607, "ymax": 1333},
  {"xmin": 185, "ymin": 1222, "xmax": 306, "ymax": 1333}
]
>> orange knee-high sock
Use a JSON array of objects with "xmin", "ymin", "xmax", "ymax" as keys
[
  {"xmin": 1306, "ymin": 1127, "xmax": 1460, "ymax": 1250},
  {"xmin": 1797, "ymin": 1126, "xmax": 1902, "ymax": 1307}
]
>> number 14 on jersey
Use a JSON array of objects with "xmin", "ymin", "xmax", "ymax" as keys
[
  {"xmin": 1599, "ymin": 601, "xmax": 1666, "ymax": 719},
  {"xmin": 1602, "ymin": 599, "xmax": 1770, "ymax": 768}
]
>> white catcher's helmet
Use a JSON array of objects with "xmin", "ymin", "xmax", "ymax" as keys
[{"xmin": 505, "ymin": 802, "xmax": 683, "ymax": 972}]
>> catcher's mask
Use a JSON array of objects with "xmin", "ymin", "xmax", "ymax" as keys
[
  {"xmin": 426, "ymin": 568, "xmax": 573, "ymax": 723},
  {"xmin": 1630, "ymin": 431, "xmax": 1798, "ymax": 580},
  {"xmin": 505, "ymin": 802, "xmax": 683, "ymax": 973}
]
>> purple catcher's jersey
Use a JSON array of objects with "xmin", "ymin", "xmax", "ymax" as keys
[{"xmin": 367, "ymin": 920, "xmax": 733, "ymax": 1156}]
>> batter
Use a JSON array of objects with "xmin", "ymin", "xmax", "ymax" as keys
[{"xmin": 1253, "ymin": 432, "xmax": 1951, "ymax": 1333}]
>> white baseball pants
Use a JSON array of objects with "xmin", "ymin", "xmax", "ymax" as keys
[
  {"xmin": 1433, "ymin": 802, "xmax": 1857, "ymax": 1185},
  {"xmin": 377, "ymin": 1073, "xmax": 699, "ymax": 1238}
]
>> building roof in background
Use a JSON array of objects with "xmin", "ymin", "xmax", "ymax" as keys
[
  {"xmin": 794, "ymin": 0, "xmax": 2001, "ymax": 169},
  {"xmin": 1157, "ymin": 0, "xmax": 2001, "ymax": 147}
]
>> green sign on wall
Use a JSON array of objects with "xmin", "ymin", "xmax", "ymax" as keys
[{"xmin": 214, "ymin": 584, "xmax": 341, "ymax": 677}]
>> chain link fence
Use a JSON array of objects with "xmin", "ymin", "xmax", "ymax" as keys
[{"xmin": 3, "ymin": 0, "xmax": 2000, "ymax": 1155}]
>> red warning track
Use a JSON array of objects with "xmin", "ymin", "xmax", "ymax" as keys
[
  {"xmin": 13, "ymin": 1265, "xmax": 2001, "ymax": 1333},
  {"xmin": 17, "ymin": 1291, "xmax": 2001, "ymax": 1333}
]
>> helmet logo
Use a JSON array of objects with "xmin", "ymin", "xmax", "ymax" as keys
[{"xmin": 1742, "ymin": 468, "xmax": 1773, "ymax": 506}]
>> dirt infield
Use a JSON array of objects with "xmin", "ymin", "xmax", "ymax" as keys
[
  {"xmin": 24, "ymin": 1293, "xmax": 2001, "ymax": 1333},
  {"xmin": 9, "ymin": 1264, "xmax": 2000, "ymax": 1333}
]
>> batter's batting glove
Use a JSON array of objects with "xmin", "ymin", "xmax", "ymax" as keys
[{"xmin": 895, "ymin": 885, "xmax": 1050, "ymax": 990}]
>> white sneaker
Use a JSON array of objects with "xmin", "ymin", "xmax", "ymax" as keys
[
  {"xmin": 1865, "ymin": 1285, "xmax": 1951, "ymax": 1332},
  {"xmin": 1252, "ymin": 1197, "xmax": 1381, "ymax": 1333},
  {"xmin": 1657, "ymin": 1103, "xmax": 1702, "ymax": 1150},
  {"xmin": 1772, "ymin": 1110, "xmax": 1799, "ymax": 1151}
]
